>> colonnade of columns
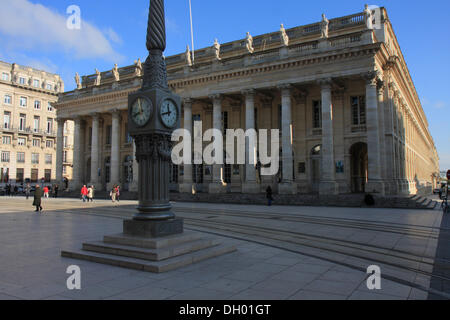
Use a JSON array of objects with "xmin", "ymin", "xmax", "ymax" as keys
[
  {"xmin": 178, "ymin": 74, "xmax": 386, "ymax": 195},
  {"xmin": 56, "ymin": 73, "xmax": 393, "ymax": 195}
]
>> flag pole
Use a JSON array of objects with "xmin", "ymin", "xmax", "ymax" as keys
[{"xmin": 189, "ymin": 0, "xmax": 195, "ymax": 63}]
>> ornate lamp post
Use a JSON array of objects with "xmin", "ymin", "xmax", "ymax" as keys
[{"xmin": 127, "ymin": 0, "xmax": 182, "ymax": 233}]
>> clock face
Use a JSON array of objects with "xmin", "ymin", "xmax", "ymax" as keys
[
  {"xmin": 160, "ymin": 99, "xmax": 178, "ymax": 128},
  {"xmin": 131, "ymin": 97, "xmax": 152, "ymax": 127}
]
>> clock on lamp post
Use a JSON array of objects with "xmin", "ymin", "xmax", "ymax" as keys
[{"xmin": 127, "ymin": 0, "xmax": 181, "ymax": 226}]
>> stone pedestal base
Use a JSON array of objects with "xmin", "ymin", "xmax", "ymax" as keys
[
  {"xmin": 179, "ymin": 183, "xmax": 194, "ymax": 194},
  {"xmin": 365, "ymin": 180, "xmax": 385, "ymax": 196},
  {"xmin": 242, "ymin": 183, "xmax": 260, "ymax": 194},
  {"xmin": 208, "ymin": 183, "xmax": 227, "ymax": 194},
  {"xmin": 319, "ymin": 181, "xmax": 339, "ymax": 195},
  {"xmin": 124, "ymin": 219, "xmax": 184, "ymax": 238},
  {"xmin": 278, "ymin": 182, "xmax": 298, "ymax": 195}
]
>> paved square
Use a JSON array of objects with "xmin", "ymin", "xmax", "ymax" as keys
[{"xmin": 0, "ymin": 197, "xmax": 448, "ymax": 300}]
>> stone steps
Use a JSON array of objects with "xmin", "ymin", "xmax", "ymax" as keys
[
  {"xmin": 61, "ymin": 231, "xmax": 236, "ymax": 273},
  {"xmin": 82, "ymin": 238, "xmax": 220, "ymax": 261},
  {"xmin": 62, "ymin": 243, "xmax": 236, "ymax": 273}
]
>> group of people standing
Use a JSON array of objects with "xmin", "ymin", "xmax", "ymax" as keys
[
  {"xmin": 80, "ymin": 185, "xmax": 95, "ymax": 203},
  {"xmin": 110, "ymin": 185, "xmax": 121, "ymax": 205}
]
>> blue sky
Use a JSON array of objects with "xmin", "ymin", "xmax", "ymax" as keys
[{"xmin": 0, "ymin": 0, "xmax": 448, "ymax": 170}]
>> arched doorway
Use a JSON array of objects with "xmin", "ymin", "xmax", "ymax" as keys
[
  {"xmin": 123, "ymin": 155, "xmax": 133, "ymax": 191},
  {"xmin": 350, "ymin": 142, "xmax": 368, "ymax": 193},
  {"xmin": 310, "ymin": 145, "xmax": 321, "ymax": 193}
]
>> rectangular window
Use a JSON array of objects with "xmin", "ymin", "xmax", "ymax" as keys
[
  {"xmin": 4, "ymin": 112, "xmax": 11, "ymax": 129},
  {"xmin": 63, "ymin": 166, "xmax": 67, "ymax": 175},
  {"xmin": 19, "ymin": 114, "xmax": 26, "ymax": 131},
  {"xmin": 33, "ymin": 79, "xmax": 40, "ymax": 88},
  {"xmin": 63, "ymin": 136, "xmax": 68, "ymax": 148},
  {"xmin": 4, "ymin": 95, "xmax": 11, "ymax": 104},
  {"xmin": 46, "ymin": 140, "xmax": 54, "ymax": 148},
  {"xmin": 313, "ymin": 100, "xmax": 322, "ymax": 129},
  {"xmin": 20, "ymin": 97, "xmax": 27, "ymax": 107},
  {"xmin": 45, "ymin": 169, "xmax": 51, "ymax": 183},
  {"xmin": 1, "ymin": 151, "xmax": 10, "ymax": 163},
  {"xmin": 19, "ymin": 77, "xmax": 26, "ymax": 85},
  {"xmin": 2, "ymin": 73, "xmax": 9, "ymax": 81},
  {"xmin": 16, "ymin": 168, "xmax": 24, "ymax": 183},
  {"xmin": 17, "ymin": 152, "xmax": 25, "ymax": 163},
  {"xmin": 18, "ymin": 137, "xmax": 26, "ymax": 146},
  {"xmin": 31, "ymin": 169, "xmax": 38, "ymax": 183},
  {"xmin": 34, "ymin": 100, "xmax": 41, "ymax": 110},
  {"xmin": 47, "ymin": 118, "xmax": 53, "ymax": 134},
  {"xmin": 351, "ymin": 96, "xmax": 366, "ymax": 126},
  {"xmin": 47, "ymin": 102, "xmax": 53, "ymax": 112},
  {"xmin": 106, "ymin": 125, "xmax": 112, "ymax": 145},
  {"xmin": 34, "ymin": 117, "xmax": 40, "ymax": 132},
  {"xmin": 46, "ymin": 83, "xmax": 52, "ymax": 91},
  {"xmin": 32, "ymin": 153, "xmax": 39, "ymax": 164},
  {"xmin": 45, "ymin": 154, "xmax": 52, "ymax": 164},
  {"xmin": 2, "ymin": 136, "xmax": 11, "ymax": 145},
  {"xmin": 63, "ymin": 151, "xmax": 68, "ymax": 163},
  {"xmin": 32, "ymin": 139, "xmax": 41, "ymax": 147},
  {"xmin": 221, "ymin": 112, "xmax": 228, "ymax": 134}
]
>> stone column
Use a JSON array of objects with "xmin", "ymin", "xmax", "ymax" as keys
[
  {"xmin": 208, "ymin": 94, "xmax": 226, "ymax": 194},
  {"xmin": 109, "ymin": 111, "xmax": 121, "ymax": 190},
  {"xmin": 278, "ymin": 85, "xmax": 297, "ymax": 194},
  {"xmin": 89, "ymin": 113, "xmax": 101, "ymax": 189},
  {"xmin": 318, "ymin": 79, "xmax": 338, "ymax": 195},
  {"xmin": 242, "ymin": 89, "xmax": 259, "ymax": 194},
  {"xmin": 364, "ymin": 72, "xmax": 385, "ymax": 195},
  {"xmin": 56, "ymin": 118, "xmax": 65, "ymax": 185},
  {"xmin": 129, "ymin": 139, "xmax": 139, "ymax": 192},
  {"xmin": 180, "ymin": 98, "xmax": 193, "ymax": 193},
  {"xmin": 72, "ymin": 116, "xmax": 84, "ymax": 190}
]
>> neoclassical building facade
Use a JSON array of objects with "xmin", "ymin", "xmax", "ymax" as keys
[
  {"xmin": 55, "ymin": 8, "xmax": 439, "ymax": 196},
  {"xmin": 0, "ymin": 60, "xmax": 74, "ymax": 186}
]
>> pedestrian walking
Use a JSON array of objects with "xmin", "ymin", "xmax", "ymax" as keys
[
  {"xmin": 13, "ymin": 185, "xmax": 18, "ymax": 197},
  {"xmin": 25, "ymin": 183, "xmax": 31, "ymax": 200},
  {"xmin": 116, "ymin": 186, "xmax": 121, "ymax": 203},
  {"xmin": 266, "ymin": 186, "xmax": 273, "ymax": 206},
  {"xmin": 87, "ymin": 185, "xmax": 94, "ymax": 203},
  {"xmin": 110, "ymin": 185, "xmax": 118, "ymax": 205},
  {"xmin": 33, "ymin": 185, "xmax": 43, "ymax": 212},
  {"xmin": 43, "ymin": 186, "xmax": 49, "ymax": 198},
  {"xmin": 81, "ymin": 185, "xmax": 88, "ymax": 202},
  {"xmin": 54, "ymin": 184, "xmax": 59, "ymax": 198}
]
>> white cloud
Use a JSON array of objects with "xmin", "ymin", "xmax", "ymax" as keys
[
  {"xmin": 0, "ymin": 0, "xmax": 123, "ymax": 62},
  {"xmin": 105, "ymin": 28, "xmax": 123, "ymax": 45}
]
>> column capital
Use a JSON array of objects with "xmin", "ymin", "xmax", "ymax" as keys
[
  {"xmin": 277, "ymin": 83, "xmax": 292, "ymax": 91},
  {"xmin": 111, "ymin": 109, "xmax": 122, "ymax": 120},
  {"xmin": 361, "ymin": 71, "xmax": 380, "ymax": 86},
  {"xmin": 241, "ymin": 88, "xmax": 256, "ymax": 97},
  {"xmin": 183, "ymin": 98, "xmax": 193, "ymax": 106},
  {"xmin": 377, "ymin": 79, "xmax": 385, "ymax": 95},
  {"xmin": 90, "ymin": 112, "xmax": 101, "ymax": 121},
  {"xmin": 317, "ymin": 78, "xmax": 333, "ymax": 89},
  {"xmin": 208, "ymin": 93, "xmax": 222, "ymax": 102}
]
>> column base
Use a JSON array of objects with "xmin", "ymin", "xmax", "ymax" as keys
[
  {"xmin": 208, "ymin": 183, "xmax": 227, "ymax": 194},
  {"xmin": 242, "ymin": 183, "xmax": 260, "ymax": 194},
  {"xmin": 365, "ymin": 180, "xmax": 385, "ymax": 196},
  {"xmin": 319, "ymin": 181, "xmax": 339, "ymax": 195},
  {"xmin": 123, "ymin": 218, "xmax": 184, "ymax": 238},
  {"xmin": 180, "ymin": 183, "xmax": 195, "ymax": 194},
  {"xmin": 278, "ymin": 182, "xmax": 298, "ymax": 195}
]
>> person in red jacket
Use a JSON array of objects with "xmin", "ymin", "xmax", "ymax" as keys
[
  {"xmin": 81, "ymin": 185, "xmax": 88, "ymax": 202},
  {"xmin": 43, "ymin": 186, "xmax": 49, "ymax": 199}
]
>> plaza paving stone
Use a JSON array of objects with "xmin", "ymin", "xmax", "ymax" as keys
[{"xmin": 0, "ymin": 197, "xmax": 447, "ymax": 300}]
